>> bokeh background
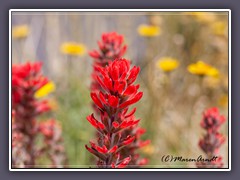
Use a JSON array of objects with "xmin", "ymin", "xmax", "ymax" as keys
[{"xmin": 11, "ymin": 11, "xmax": 229, "ymax": 168}]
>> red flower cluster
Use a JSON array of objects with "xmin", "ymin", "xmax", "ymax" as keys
[
  {"xmin": 196, "ymin": 107, "xmax": 226, "ymax": 168},
  {"xmin": 88, "ymin": 32, "xmax": 149, "ymax": 168},
  {"xmin": 89, "ymin": 32, "xmax": 127, "ymax": 94},
  {"xmin": 12, "ymin": 62, "xmax": 51, "ymax": 114},
  {"xmin": 12, "ymin": 61, "xmax": 66, "ymax": 168},
  {"xmin": 86, "ymin": 58, "xmax": 149, "ymax": 168}
]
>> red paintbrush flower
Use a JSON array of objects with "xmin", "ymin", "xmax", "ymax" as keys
[
  {"xmin": 200, "ymin": 107, "xmax": 226, "ymax": 133},
  {"xmin": 12, "ymin": 61, "xmax": 66, "ymax": 168},
  {"xmin": 196, "ymin": 107, "xmax": 226, "ymax": 168},
  {"xmin": 86, "ymin": 58, "xmax": 146, "ymax": 168},
  {"xmin": 88, "ymin": 32, "xmax": 150, "ymax": 168}
]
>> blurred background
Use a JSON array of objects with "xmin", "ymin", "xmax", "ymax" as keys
[{"xmin": 11, "ymin": 11, "xmax": 229, "ymax": 168}]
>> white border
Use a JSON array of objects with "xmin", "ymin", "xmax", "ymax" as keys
[{"xmin": 9, "ymin": 9, "xmax": 231, "ymax": 171}]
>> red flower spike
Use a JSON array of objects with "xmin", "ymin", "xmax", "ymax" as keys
[
  {"xmin": 196, "ymin": 107, "xmax": 226, "ymax": 168},
  {"xmin": 12, "ymin": 61, "xmax": 66, "ymax": 168},
  {"xmin": 201, "ymin": 107, "xmax": 226, "ymax": 132},
  {"xmin": 88, "ymin": 33, "xmax": 149, "ymax": 168}
]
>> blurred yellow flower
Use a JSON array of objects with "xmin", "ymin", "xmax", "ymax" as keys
[
  {"xmin": 211, "ymin": 21, "xmax": 227, "ymax": 36},
  {"xmin": 141, "ymin": 144, "xmax": 155, "ymax": 155},
  {"xmin": 184, "ymin": 12, "xmax": 216, "ymax": 24},
  {"xmin": 188, "ymin": 61, "xmax": 219, "ymax": 77},
  {"xmin": 60, "ymin": 42, "xmax": 86, "ymax": 56},
  {"xmin": 137, "ymin": 24, "xmax": 161, "ymax": 37},
  {"xmin": 35, "ymin": 81, "xmax": 56, "ymax": 99},
  {"xmin": 12, "ymin": 25, "xmax": 29, "ymax": 39},
  {"xmin": 156, "ymin": 57, "xmax": 179, "ymax": 72}
]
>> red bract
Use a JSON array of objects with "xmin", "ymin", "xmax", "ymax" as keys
[
  {"xmin": 86, "ymin": 58, "xmax": 148, "ymax": 168},
  {"xmin": 196, "ymin": 107, "xmax": 226, "ymax": 168},
  {"xmin": 11, "ymin": 61, "xmax": 66, "ymax": 168}
]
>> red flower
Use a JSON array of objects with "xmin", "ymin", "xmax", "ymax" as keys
[
  {"xmin": 86, "ymin": 58, "xmax": 146, "ymax": 168},
  {"xmin": 11, "ymin": 61, "xmax": 66, "ymax": 168},
  {"xmin": 200, "ymin": 107, "xmax": 226, "ymax": 132},
  {"xmin": 88, "ymin": 32, "xmax": 150, "ymax": 168},
  {"xmin": 12, "ymin": 62, "xmax": 49, "ymax": 106},
  {"xmin": 196, "ymin": 107, "xmax": 226, "ymax": 168}
]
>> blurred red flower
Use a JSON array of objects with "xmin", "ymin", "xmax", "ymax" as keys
[{"xmin": 196, "ymin": 107, "xmax": 226, "ymax": 168}]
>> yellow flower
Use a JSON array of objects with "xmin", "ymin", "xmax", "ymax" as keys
[
  {"xmin": 188, "ymin": 61, "xmax": 219, "ymax": 77},
  {"xmin": 35, "ymin": 81, "xmax": 56, "ymax": 99},
  {"xmin": 156, "ymin": 57, "xmax": 179, "ymax": 72},
  {"xmin": 137, "ymin": 24, "xmax": 161, "ymax": 37},
  {"xmin": 12, "ymin": 25, "xmax": 29, "ymax": 39},
  {"xmin": 211, "ymin": 21, "xmax": 227, "ymax": 36},
  {"xmin": 60, "ymin": 42, "xmax": 86, "ymax": 56}
]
